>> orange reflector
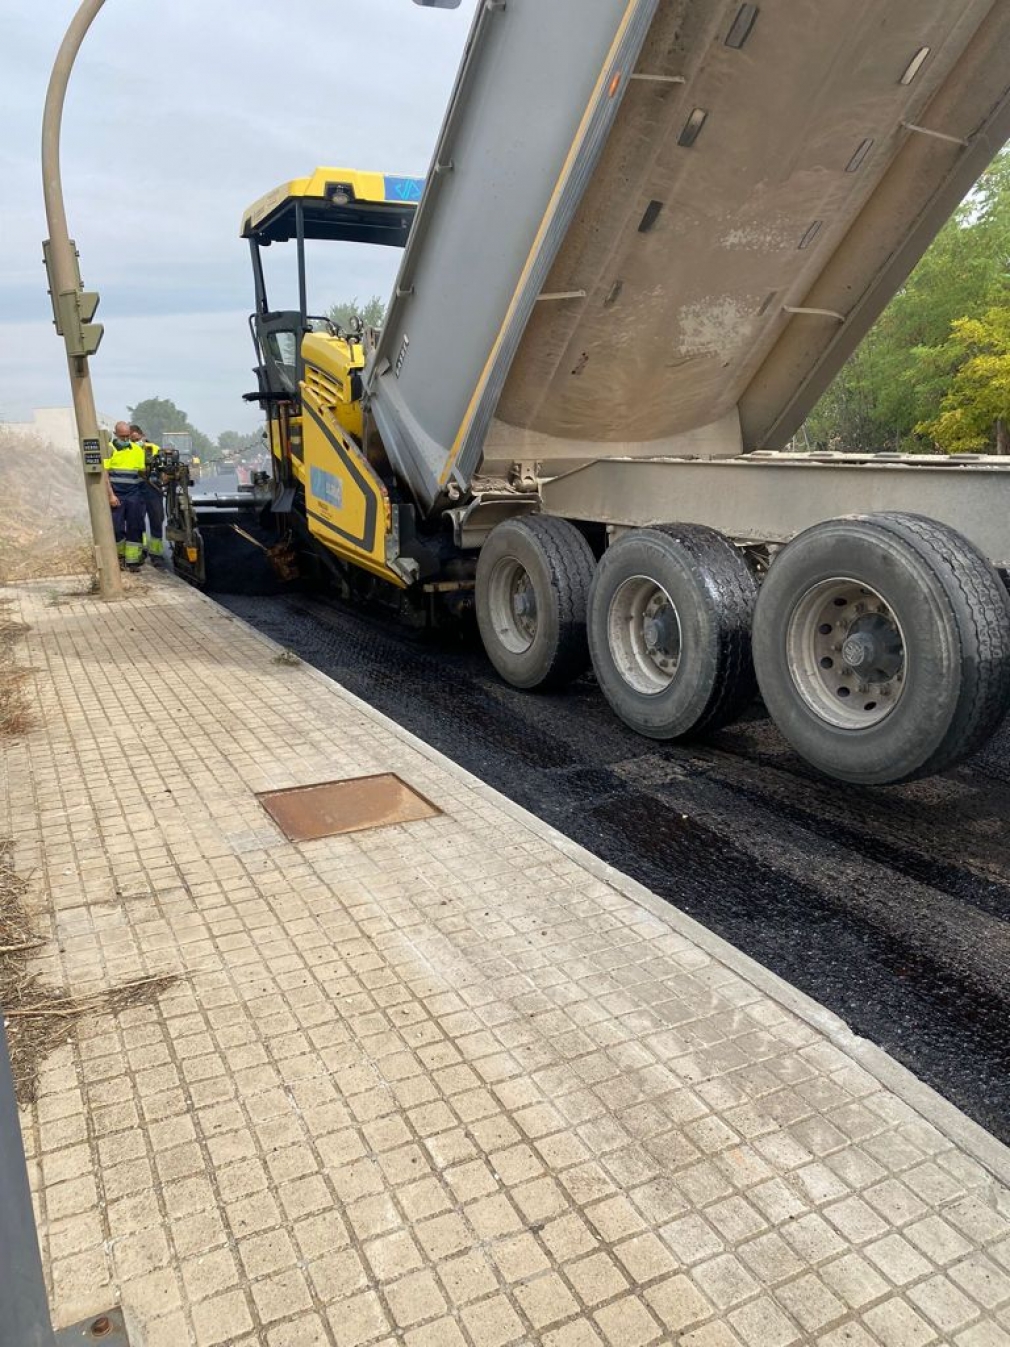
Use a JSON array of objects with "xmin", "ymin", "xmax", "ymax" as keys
[
  {"xmin": 186, "ymin": 547, "xmax": 198, "ymax": 562},
  {"xmin": 608, "ymin": 71, "xmax": 622, "ymax": 98}
]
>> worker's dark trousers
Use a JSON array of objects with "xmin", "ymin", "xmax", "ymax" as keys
[
  {"xmin": 142, "ymin": 480, "xmax": 165, "ymax": 558},
  {"xmin": 110, "ymin": 481, "xmax": 146, "ymax": 567}
]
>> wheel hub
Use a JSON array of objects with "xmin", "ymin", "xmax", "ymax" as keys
[
  {"xmin": 642, "ymin": 592, "xmax": 678, "ymax": 671},
  {"xmin": 512, "ymin": 585, "xmax": 536, "ymax": 620},
  {"xmin": 841, "ymin": 630, "xmax": 875, "ymax": 671},
  {"xmin": 607, "ymin": 576, "xmax": 682, "ymax": 695},
  {"xmin": 787, "ymin": 579, "xmax": 906, "ymax": 729},
  {"xmin": 487, "ymin": 558, "xmax": 539, "ymax": 654},
  {"xmin": 511, "ymin": 576, "xmax": 537, "ymax": 639},
  {"xmin": 841, "ymin": 616, "xmax": 903, "ymax": 681},
  {"xmin": 643, "ymin": 608, "xmax": 674, "ymax": 654}
]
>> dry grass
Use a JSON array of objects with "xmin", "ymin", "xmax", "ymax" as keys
[
  {"xmin": 0, "ymin": 428, "xmax": 96, "ymax": 585},
  {"xmin": 0, "ymin": 842, "xmax": 178, "ymax": 1104},
  {"xmin": 4, "ymin": 539, "xmax": 97, "ymax": 586},
  {"xmin": 0, "ymin": 571, "xmax": 175, "ymax": 1099},
  {"xmin": 0, "ymin": 606, "xmax": 33, "ymax": 738}
]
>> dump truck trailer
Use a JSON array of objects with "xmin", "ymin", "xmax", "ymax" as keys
[{"xmin": 196, "ymin": 0, "xmax": 1010, "ymax": 785}]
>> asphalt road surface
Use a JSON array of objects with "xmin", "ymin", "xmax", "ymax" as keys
[{"xmin": 214, "ymin": 587, "xmax": 1010, "ymax": 1144}]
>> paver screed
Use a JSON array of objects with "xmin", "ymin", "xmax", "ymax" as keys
[{"xmin": 2, "ymin": 574, "xmax": 1010, "ymax": 1347}]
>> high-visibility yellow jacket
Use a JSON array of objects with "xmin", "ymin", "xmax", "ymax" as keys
[{"xmin": 103, "ymin": 439, "xmax": 147, "ymax": 488}]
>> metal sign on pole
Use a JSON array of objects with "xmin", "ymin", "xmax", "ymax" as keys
[{"xmin": 0, "ymin": 1017, "xmax": 129, "ymax": 1345}]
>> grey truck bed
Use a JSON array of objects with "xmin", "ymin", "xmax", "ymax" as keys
[{"xmin": 367, "ymin": 0, "xmax": 1010, "ymax": 515}]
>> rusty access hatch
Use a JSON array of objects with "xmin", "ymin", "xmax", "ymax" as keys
[{"xmin": 257, "ymin": 773, "xmax": 441, "ymax": 841}]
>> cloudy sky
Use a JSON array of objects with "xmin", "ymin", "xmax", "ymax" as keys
[{"xmin": 1, "ymin": 0, "xmax": 478, "ymax": 437}]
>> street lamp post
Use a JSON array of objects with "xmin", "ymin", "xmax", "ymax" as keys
[{"xmin": 41, "ymin": 0, "xmax": 122, "ymax": 600}]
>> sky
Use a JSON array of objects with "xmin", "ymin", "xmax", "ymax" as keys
[{"xmin": 0, "ymin": 0, "xmax": 479, "ymax": 437}]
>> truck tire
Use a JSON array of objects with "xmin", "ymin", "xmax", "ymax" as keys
[
  {"xmin": 476, "ymin": 515, "xmax": 595, "ymax": 690},
  {"xmin": 752, "ymin": 512, "xmax": 1010, "ymax": 785},
  {"xmin": 587, "ymin": 525, "xmax": 758, "ymax": 739}
]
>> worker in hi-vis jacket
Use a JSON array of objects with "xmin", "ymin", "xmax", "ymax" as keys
[
  {"xmin": 130, "ymin": 423, "xmax": 166, "ymax": 566},
  {"xmin": 103, "ymin": 420, "xmax": 147, "ymax": 570}
]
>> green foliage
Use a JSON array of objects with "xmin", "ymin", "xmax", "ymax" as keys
[
  {"xmin": 806, "ymin": 149, "xmax": 1010, "ymax": 453},
  {"xmin": 127, "ymin": 396, "xmax": 218, "ymax": 460},
  {"xmin": 916, "ymin": 308, "xmax": 1010, "ymax": 453},
  {"xmin": 327, "ymin": 295, "xmax": 387, "ymax": 332}
]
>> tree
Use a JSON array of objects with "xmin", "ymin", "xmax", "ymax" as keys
[
  {"xmin": 127, "ymin": 396, "xmax": 217, "ymax": 460},
  {"xmin": 916, "ymin": 307, "xmax": 1010, "ymax": 454},
  {"xmin": 327, "ymin": 295, "xmax": 387, "ymax": 332},
  {"xmin": 805, "ymin": 149, "xmax": 1010, "ymax": 451}
]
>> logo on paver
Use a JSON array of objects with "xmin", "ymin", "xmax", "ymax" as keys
[
  {"xmin": 309, "ymin": 466, "xmax": 343, "ymax": 511},
  {"xmin": 384, "ymin": 175, "xmax": 424, "ymax": 203}
]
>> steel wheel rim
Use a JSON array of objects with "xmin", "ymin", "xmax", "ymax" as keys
[
  {"xmin": 786, "ymin": 577, "xmax": 906, "ymax": 729},
  {"xmin": 608, "ymin": 575, "xmax": 682, "ymax": 695},
  {"xmin": 488, "ymin": 556, "xmax": 538, "ymax": 654}
]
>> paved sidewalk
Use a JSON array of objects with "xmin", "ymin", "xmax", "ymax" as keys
[{"xmin": 3, "ymin": 573, "xmax": 1010, "ymax": 1347}]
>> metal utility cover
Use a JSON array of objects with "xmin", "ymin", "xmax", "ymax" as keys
[{"xmin": 257, "ymin": 774, "xmax": 440, "ymax": 841}]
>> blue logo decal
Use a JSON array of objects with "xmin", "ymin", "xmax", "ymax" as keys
[
  {"xmin": 310, "ymin": 466, "xmax": 343, "ymax": 510},
  {"xmin": 384, "ymin": 175, "xmax": 424, "ymax": 203}
]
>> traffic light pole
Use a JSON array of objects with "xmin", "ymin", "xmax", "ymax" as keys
[{"xmin": 41, "ymin": 0, "xmax": 122, "ymax": 600}]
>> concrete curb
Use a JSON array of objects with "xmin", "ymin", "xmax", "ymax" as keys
[{"xmin": 185, "ymin": 576, "xmax": 1010, "ymax": 1190}]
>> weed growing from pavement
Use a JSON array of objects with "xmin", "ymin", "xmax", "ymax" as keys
[{"xmin": 272, "ymin": 648, "xmax": 301, "ymax": 666}]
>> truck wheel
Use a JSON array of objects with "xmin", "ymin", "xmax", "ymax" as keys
[
  {"xmin": 588, "ymin": 525, "xmax": 758, "ymax": 739},
  {"xmin": 752, "ymin": 512, "xmax": 1010, "ymax": 785},
  {"xmin": 476, "ymin": 515, "xmax": 595, "ymax": 689}
]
